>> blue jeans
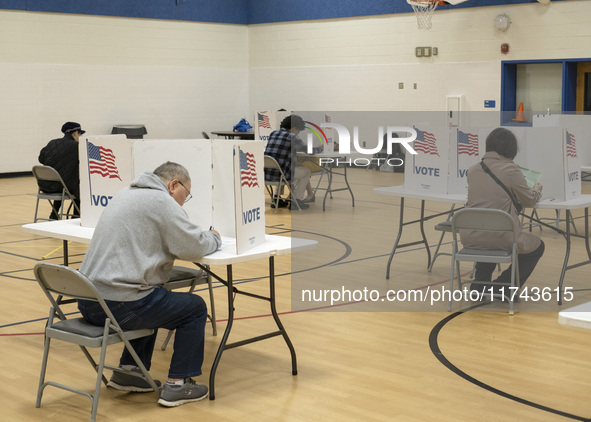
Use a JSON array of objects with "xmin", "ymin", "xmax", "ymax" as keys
[{"xmin": 78, "ymin": 287, "xmax": 207, "ymax": 379}]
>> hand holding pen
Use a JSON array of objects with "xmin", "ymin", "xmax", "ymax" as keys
[{"xmin": 209, "ymin": 225, "xmax": 220, "ymax": 237}]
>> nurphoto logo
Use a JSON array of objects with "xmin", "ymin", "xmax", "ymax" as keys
[{"xmin": 305, "ymin": 124, "xmax": 418, "ymax": 168}]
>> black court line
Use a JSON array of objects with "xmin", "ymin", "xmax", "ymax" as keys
[
  {"xmin": 0, "ymin": 237, "xmax": 53, "ymax": 246},
  {"xmin": 429, "ymin": 308, "xmax": 591, "ymax": 422},
  {"xmin": 0, "ymin": 249, "xmax": 46, "ymax": 262}
]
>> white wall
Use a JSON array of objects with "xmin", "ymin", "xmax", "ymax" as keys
[
  {"xmin": 248, "ymin": 1, "xmax": 591, "ymax": 113},
  {"xmin": 3, "ymin": 1, "xmax": 591, "ymax": 173},
  {"xmin": 0, "ymin": 10, "xmax": 249, "ymax": 173}
]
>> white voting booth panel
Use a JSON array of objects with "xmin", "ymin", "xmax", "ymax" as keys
[
  {"xmin": 478, "ymin": 127, "xmax": 581, "ymax": 202},
  {"xmin": 232, "ymin": 143, "xmax": 266, "ymax": 254},
  {"xmin": 80, "ymin": 136, "xmax": 266, "ymax": 254},
  {"xmin": 447, "ymin": 128, "xmax": 481, "ymax": 195},
  {"xmin": 404, "ymin": 126, "xmax": 450, "ymax": 193},
  {"xmin": 533, "ymin": 114, "xmax": 591, "ymax": 170},
  {"xmin": 254, "ymin": 110, "xmax": 290, "ymax": 142},
  {"xmin": 79, "ymin": 135, "xmax": 133, "ymax": 227},
  {"xmin": 298, "ymin": 111, "xmax": 335, "ymax": 153}
]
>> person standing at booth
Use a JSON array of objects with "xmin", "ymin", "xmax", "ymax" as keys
[
  {"xmin": 461, "ymin": 127, "xmax": 545, "ymax": 292},
  {"xmin": 77, "ymin": 161, "xmax": 221, "ymax": 407},
  {"xmin": 38, "ymin": 121, "xmax": 84, "ymax": 219}
]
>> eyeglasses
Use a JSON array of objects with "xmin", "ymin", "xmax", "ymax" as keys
[{"xmin": 178, "ymin": 181, "xmax": 193, "ymax": 203}]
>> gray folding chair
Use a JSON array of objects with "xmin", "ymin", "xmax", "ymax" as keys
[
  {"xmin": 32, "ymin": 165, "xmax": 80, "ymax": 222},
  {"xmin": 33, "ymin": 262, "xmax": 160, "ymax": 422},
  {"xmin": 263, "ymin": 155, "xmax": 301, "ymax": 212},
  {"xmin": 160, "ymin": 265, "xmax": 217, "ymax": 351},
  {"xmin": 428, "ymin": 204, "xmax": 457, "ymax": 272},
  {"xmin": 430, "ymin": 206, "xmax": 501, "ymax": 275},
  {"xmin": 449, "ymin": 208, "xmax": 520, "ymax": 314}
]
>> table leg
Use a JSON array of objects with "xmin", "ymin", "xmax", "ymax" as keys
[
  {"xmin": 322, "ymin": 165, "xmax": 333, "ymax": 212},
  {"xmin": 386, "ymin": 198, "xmax": 405, "ymax": 280},
  {"xmin": 557, "ymin": 211, "xmax": 572, "ymax": 306},
  {"xmin": 63, "ymin": 240, "xmax": 68, "ymax": 266},
  {"xmin": 269, "ymin": 256, "xmax": 297, "ymax": 375},
  {"xmin": 584, "ymin": 208, "xmax": 591, "ymax": 263},
  {"xmin": 386, "ymin": 199, "xmax": 432, "ymax": 279},
  {"xmin": 419, "ymin": 200, "xmax": 431, "ymax": 270},
  {"xmin": 205, "ymin": 257, "xmax": 297, "ymax": 400},
  {"xmin": 342, "ymin": 165, "xmax": 355, "ymax": 208},
  {"xmin": 208, "ymin": 264, "xmax": 234, "ymax": 400}
]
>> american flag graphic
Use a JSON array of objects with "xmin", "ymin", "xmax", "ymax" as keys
[
  {"xmin": 239, "ymin": 149, "xmax": 259, "ymax": 188},
  {"xmin": 87, "ymin": 142, "xmax": 121, "ymax": 180},
  {"xmin": 457, "ymin": 131, "xmax": 479, "ymax": 156},
  {"xmin": 414, "ymin": 128, "xmax": 439, "ymax": 156},
  {"xmin": 258, "ymin": 113, "xmax": 271, "ymax": 129},
  {"xmin": 566, "ymin": 131, "xmax": 577, "ymax": 158}
]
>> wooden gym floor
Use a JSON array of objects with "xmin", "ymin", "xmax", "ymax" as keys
[{"xmin": 1, "ymin": 169, "xmax": 591, "ymax": 421}]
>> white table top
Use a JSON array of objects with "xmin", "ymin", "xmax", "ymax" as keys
[
  {"xmin": 22, "ymin": 219, "xmax": 317, "ymax": 266},
  {"xmin": 373, "ymin": 185, "xmax": 466, "ymax": 205},
  {"xmin": 558, "ymin": 301, "xmax": 591, "ymax": 330},
  {"xmin": 374, "ymin": 185, "xmax": 591, "ymax": 210}
]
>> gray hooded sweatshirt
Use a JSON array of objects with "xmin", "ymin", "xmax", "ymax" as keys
[{"xmin": 80, "ymin": 172, "xmax": 221, "ymax": 302}]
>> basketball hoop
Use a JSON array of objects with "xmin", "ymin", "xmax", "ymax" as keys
[{"xmin": 407, "ymin": 0, "xmax": 443, "ymax": 30}]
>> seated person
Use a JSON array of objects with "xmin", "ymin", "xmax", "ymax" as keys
[
  {"xmin": 461, "ymin": 127, "xmax": 545, "ymax": 292},
  {"xmin": 38, "ymin": 121, "xmax": 84, "ymax": 219},
  {"xmin": 264, "ymin": 115, "xmax": 323, "ymax": 210},
  {"xmin": 77, "ymin": 161, "xmax": 221, "ymax": 407}
]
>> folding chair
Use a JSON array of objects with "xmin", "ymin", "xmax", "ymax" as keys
[
  {"xmin": 429, "ymin": 206, "xmax": 501, "ymax": 276},
  {"xmin": 428, "ymin": 204, "xmax": 457, "ymax": 272},
  {"xmin": 160, "ymin": 265, "xmax": 217, "ymax": 351},
  {"xmin": 263, "ymin": 155, "xmax": 301, "ymax": 212},
  {"xmin": 33, "ymin": 263, "xmax": 160, "ymax": 422},
  {"xmin": 32, "ymin": 165, "xmax": 80, "ymax": 222},
  {"xmin": 448, "ymin": 208, "xmax": 520, "ymax": 314}
]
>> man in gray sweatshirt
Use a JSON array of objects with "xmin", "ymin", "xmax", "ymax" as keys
[{"xmin": 78, "ymin": 161, "xmax": 221, "ymax": 407}]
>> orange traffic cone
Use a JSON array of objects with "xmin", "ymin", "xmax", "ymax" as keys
[{"xmin": 512, "ymin": 102, "xmax": 526, "ymax": 122}]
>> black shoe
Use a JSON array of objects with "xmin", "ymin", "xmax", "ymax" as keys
[
  {"xmin": 289, "ymin": 199, "xmax": 309, "ymax": 210},
  {"xmin": 270, "ymin": 198, "xmax": 289, "ymax": 208},
  {"xmin": 303, "ymin": 195, "xmax": 316, "ymax": 203}
]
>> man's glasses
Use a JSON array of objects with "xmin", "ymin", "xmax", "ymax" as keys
[{"xmin": 178, "ymin": 181, "xmax": 193, "ymax": 203}]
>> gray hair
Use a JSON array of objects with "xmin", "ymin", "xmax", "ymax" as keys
[{"xmin": 153, "ymin": 161, "xmax": 191, "ymax": 184}]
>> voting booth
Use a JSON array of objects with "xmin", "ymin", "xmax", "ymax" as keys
[
  {"xmin": 297, "ymin": 111, "xmax": 335, "ymax": 152},
  {"xmin": 478, "ymin": 127, "xmax": 581, "ymax": 202},
  {"xmin": 533, "ymin": 114, "xmax": 591, "ymax": 170},
  {"xmin": 254, "ymin": 110, "xmax": 290, "ymax": 141},
  {"xmin": 403, "ymin": 126, "xmax": 450, "ymax": 193},
  {"xmin": 403, "ymin": 125, "xmax": 581, "ymax": 201},
  {"xmin": 79, "ymin": 136, "xmax": 266, "ymax": 254}
]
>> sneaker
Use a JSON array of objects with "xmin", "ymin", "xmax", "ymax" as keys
[
  {"xmin": 289, "ymin": 199, "xmax": 309, "ymax": 210},
  {"xmin": 270, "ymin": 198, "xmax": 289, "ymax": 209},
  {"xmin": 107, "ymin": 367, "xmax": 161, "ymax": 393},
  {"xmin": 158, "ymin": 378, "xmax": 208, "ymax": 407},
  {"xmin": 303, "ymin": 194, "xmax": 316, "ymax": 203}
]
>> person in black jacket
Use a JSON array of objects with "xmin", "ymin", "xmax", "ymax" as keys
[{"xmin": 38, "ymin": 122, "xmax": 84, "ymax": 219}]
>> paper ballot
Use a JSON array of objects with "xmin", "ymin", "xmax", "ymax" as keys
[{"xmin": 519, "ymin": 166, "xmax": 542, "ymax": 189}]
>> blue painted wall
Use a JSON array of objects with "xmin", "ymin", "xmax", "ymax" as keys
[{"xmin": 0, "ymin": 0, "xmax": 562, "ymax": 24}]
